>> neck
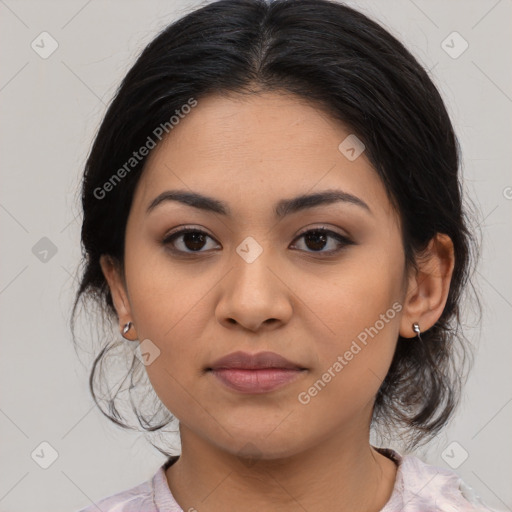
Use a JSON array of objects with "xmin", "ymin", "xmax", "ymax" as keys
[{"xmin": 165, "ymin": 427, "xmax": 397, "ymax": 512}]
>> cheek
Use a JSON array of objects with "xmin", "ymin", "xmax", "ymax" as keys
[
  {"xmin": 129, "ymin": 295, "xmax": 207, "ymax": 424},
  {"xmin": 295, "ymin": 238, "xmax": 404, "ymax": 399},
  {"xmin": 300, "ymin": 247, "xmax": 404, "ymax": 347},
  {"xmin": 295, "ymin": 287, "xmax": 402, "ymax": 430},
  {"xmin": 121, "ymin": 246, "xmax": 207, "ymax": 398},
  {"xmin": 123, "ymin": 237, "xmax": 202, "ymax": 333}
]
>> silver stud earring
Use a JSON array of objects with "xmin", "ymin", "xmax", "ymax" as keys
[
  {"xmin": 412, "ymin": 322, "xmax": 421, "ymax": 341},
  {"xmin": 122, "ymin": 322, "xmax": 133, "ymax": 336}
]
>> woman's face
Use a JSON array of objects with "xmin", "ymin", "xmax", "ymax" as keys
[{"xmin": 104, "ymin": 91, "xmax": 412, "ymax": 458}]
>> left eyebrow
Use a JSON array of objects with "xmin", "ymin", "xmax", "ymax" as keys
[
  {"xmin": 146, "ymin": 189, "xmax": 372, "ymax": 217},
  {"xmin": 275, "ymin": 190, "xmax": 372, "ymax": 218}
]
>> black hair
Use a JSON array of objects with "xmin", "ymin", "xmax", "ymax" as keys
[{"xmin": 71, "ymin": 0, "xmax": 479, "ymax": 453}]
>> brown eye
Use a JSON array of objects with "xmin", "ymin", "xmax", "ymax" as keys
[
  {"xmin": 291, "ymin": 228, "xmax": 353, "ymax": 255},
  {"xmin": 163, "ymin": 229, "xmax": 220, "ymax": 253}
]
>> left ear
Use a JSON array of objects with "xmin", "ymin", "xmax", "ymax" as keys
[{"xmin": 399, "ymin": 233, "xmax": 455, "ymax": 338}]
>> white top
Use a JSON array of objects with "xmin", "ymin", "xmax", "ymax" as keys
[{"xmin": 75, "ymin": 447, "xmax": 504, "ymax": 511}]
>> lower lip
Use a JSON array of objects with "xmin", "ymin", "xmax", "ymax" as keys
[{"xmin": 209, "ymin": 368, "xmax": 304, "ymax": 393}]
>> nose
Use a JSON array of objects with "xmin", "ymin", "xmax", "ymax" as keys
[{"xmin": 215, "ymin": 249, "xmax": 293, "ymax": 332}]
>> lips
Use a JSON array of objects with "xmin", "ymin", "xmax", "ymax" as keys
[
  {"xmin": 208, "ymin": 351, "xmax": 305, "ymax": 371},
  {"xmin": 207, "ymin": 351, "xmax": 306, "ymax": 394}
]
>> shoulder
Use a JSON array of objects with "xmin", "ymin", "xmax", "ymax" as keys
[
  {"xmin": 378, "ymin": 448, "xmax": 504, "ymax": 512},
  {"xmin": 74, "ymin": 478, "xmax": 156, "ymax": 512},
  {"xmin": 74, "ymin": 456, "xmax": 181, "ymax": 512}
]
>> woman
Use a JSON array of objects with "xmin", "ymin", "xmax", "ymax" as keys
[{"xmin": 73, "ymin": 0, "xmax": 500, "ymax": 510}]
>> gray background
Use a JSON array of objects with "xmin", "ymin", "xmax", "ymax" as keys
[{"xmin": 0, "ymin": 0, "xmax": 511, "ymax": 511}]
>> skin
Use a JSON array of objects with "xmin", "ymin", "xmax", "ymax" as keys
[{"xmin": 100, "ymin": 91, "xmax": 455, "ymax": 512}]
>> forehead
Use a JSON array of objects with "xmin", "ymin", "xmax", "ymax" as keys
[{"xmin": 132, "ymin": 91, "xmax": 397, "ymax": 223}]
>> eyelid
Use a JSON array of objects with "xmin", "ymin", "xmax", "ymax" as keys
[
  {"xmin": 163, "ymin": 223, "xmax": 211, "ymax": 235},
  {"xmin": 293, "ymin": 224, "xmax": 352, "ymax": 240}
]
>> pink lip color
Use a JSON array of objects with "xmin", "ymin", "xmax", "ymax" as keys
[
  {"xmin": 207, "ymin": 350, "xmax": 306, "ymax": 393},
  {"xmin": 210, "ymin": 368, "xmax": 304, "ymax": 393}
]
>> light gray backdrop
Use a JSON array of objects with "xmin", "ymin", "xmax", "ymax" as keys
[{"xmin": 0, "ymin": 0, "xmax": 511, "ymax": 511}]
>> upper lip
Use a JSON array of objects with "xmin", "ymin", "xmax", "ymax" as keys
[{"xmin": 208, "ymin": 351, "xmax": 304, "ymax": 371}]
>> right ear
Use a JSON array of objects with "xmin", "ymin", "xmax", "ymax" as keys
[{"xmin": 99, "ymin": 255, "xmax": 134, "ymax": 333}]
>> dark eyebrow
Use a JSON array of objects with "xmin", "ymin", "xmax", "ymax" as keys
[
  {"xmin": 275, "ymin": 190, "xmax": 371, "ymax": 217},
  {"xmin": 146, "ymin": 189, "xmax": 371, "ymax": 217}
]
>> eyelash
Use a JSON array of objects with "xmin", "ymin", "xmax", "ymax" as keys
[{"xmin": 162, "ymin": 226, "xmax": 354, "ymax": 256}]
